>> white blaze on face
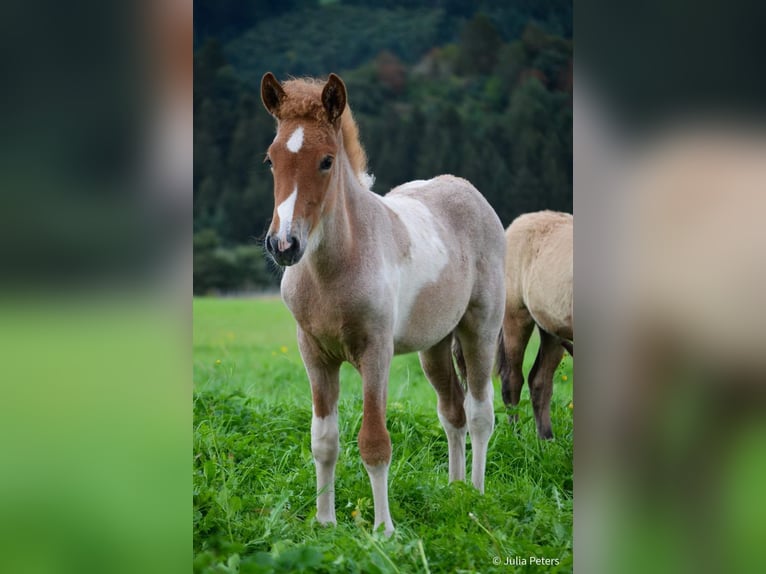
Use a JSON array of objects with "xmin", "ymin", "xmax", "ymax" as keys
[
  {"xmin": 286, "ymin": 126, "xmax": 304, "ymax": 153},
  {"xmin": 276, "ymin": 185, "xmax": 298, "ymax": 248}
]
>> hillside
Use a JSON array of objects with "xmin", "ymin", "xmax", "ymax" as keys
[{"xmin": 193, "ymin": 0, "xmax": 572, "ymax": 292}]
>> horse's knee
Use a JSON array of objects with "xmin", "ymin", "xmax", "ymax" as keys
[
  {"xmin": 437, "ymin": 397, "xmax": 466, "ymax": 430},
  {"xmin": 358, "ymin": 424, "xmax": 391, "ymax": 466},
  {"xmin": 311, "ymin": 413, "xmax": 339, "ymax": 464}
]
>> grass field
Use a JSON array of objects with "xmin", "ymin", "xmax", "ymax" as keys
[{"xmin": 194, "ymin": 297, "xmax": 573, "ymax": 573}]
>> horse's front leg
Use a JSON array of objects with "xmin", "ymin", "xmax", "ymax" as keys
[
  {"xmin": 357, "ymin": 342, "xmax": 395, "ymax": 536},
  {"xmin": 298, "ymin": 329, "xmax": 341, "ymax": 526}
]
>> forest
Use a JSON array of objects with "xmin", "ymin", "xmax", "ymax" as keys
[{"xmin": 194, "ymin": 0, "xmax": 572, "ymax": 293}]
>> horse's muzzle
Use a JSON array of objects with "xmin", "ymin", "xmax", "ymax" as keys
[{"xmin": 266, "ymin": 234, "xmax": 303, "ymax": 266}]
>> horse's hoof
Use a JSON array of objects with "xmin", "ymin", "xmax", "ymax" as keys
[{"xmin": 372, "ymin": 522, "xmax": 395, "ymax": 537}]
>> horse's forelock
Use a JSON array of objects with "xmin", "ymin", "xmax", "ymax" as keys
[
  {"xmin": 279, "ymin": 77, "xmax": 369, "ymax": 186},
  {"xmin": 279, "ymin": 79, "xmax": 329, "ymax": 124}
]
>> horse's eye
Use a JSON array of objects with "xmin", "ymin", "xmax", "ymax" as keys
[
  {"xmin": 319, "ymin": 156, "xmax": 334, "ymax": 171},
  {"xmin": 264, "ymin": 156, "xmax": 273, "ymax": 168}
]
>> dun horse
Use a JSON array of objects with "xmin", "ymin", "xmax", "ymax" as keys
[
  {"xmin": 497, "ymin": 211, "xmax": 573, "ymax": 439},
  {"xmin": 260, "ymin": 72, "xmax": 505, "ymax": 534}
]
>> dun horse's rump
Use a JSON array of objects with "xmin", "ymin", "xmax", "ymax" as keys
[{"xmin": 498, "ymin": 210, "xmax": 572, "ymax": 439}]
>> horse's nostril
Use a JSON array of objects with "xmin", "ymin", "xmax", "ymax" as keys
[
  {"xmin": 290, "ymin": 236, "xmax": 300, "ymax": 253},
  {"xmin": 265, "ymin": 235, "xmax": 276, "ymax": 253}
]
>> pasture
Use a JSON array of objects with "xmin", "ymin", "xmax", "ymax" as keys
[{"xmin": 193, "ymin": 297, "xmax": 573, "ymax": 573}]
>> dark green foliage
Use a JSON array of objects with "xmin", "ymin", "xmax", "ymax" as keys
[
  {"xmin": 226, "ymin": 6, "xmax": 449, "ymax": 85},
  {"xmin": 194, "ymin": 2, "xmax": 572, "ymax": 292},
  {"xmin": 456, "ymin": 13, "xmax": 503, "ymax": 75}
]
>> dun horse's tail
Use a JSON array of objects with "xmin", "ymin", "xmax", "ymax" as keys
[
  {"xmin": 496, "ymin": 328, "xmax": 511, "ymax": 383},
  {"xmin": 451, "ymin": 335, "xmax": 468, "ymax": 391}
]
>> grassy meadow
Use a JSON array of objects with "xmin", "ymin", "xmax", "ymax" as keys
[{"xmin": 193, "ymin": 297, "xmax": 573, "ymax": 573}]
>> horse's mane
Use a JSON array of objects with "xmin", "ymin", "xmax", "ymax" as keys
[{"xmin": 280, "ymin": 77, "xmax": 372, "ymax": 188}]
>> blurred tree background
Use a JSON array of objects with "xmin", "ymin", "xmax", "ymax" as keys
[{"xmin": 194, "ymin": 0, "xmax": 572, "ymax": 293}]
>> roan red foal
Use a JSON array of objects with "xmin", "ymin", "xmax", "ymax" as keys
[{"xmin": 261, "ymin": 72, "xmax": 505, "ymax": 534}]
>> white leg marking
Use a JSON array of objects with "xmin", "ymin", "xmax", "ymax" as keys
[
  {"xmin": 437, "ymin": 412, "xmax": 467, "ymax": 482},
  {"xmin": 286, "ymin": 125, "xmax": 304, "ymax": 153},
  {"xmin": 465, "ymin": 383, "xmax": 495, "ymax": 493},
  {"xmin": 364, "ymin": 462, "xmax": 395, "ymax": 536},
  {"xmin": 311, "ymin": 410, "xmax": 339, "ymax": 525},
  {"xmin": 276, "ymin": 185, "xmax": 298, "ymax": 247}
]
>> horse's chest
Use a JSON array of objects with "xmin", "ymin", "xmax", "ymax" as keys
[{"xmin": 282, "ymin": 270, "xmax": 382, "ymax": 356}]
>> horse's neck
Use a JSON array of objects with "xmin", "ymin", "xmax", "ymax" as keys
[{"xmin": 306, "ymin": 153, "xmax": 379, "ymax": 278}]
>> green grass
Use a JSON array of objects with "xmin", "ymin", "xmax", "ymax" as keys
[{"xmin": 194, "ymin": 297, "xmax": 573, "ymax": 573}]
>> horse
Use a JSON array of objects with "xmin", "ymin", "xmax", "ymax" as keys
[
  {"xmin": 260, "ymin": 72, "xmax": 505, "ymax": 535},
  {"xmin": 496, "ymin": 211, "xmax": 572, "ymax": 439}
]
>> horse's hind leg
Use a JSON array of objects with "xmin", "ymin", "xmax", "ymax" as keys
[
  {"xmin": 499, "ymin": 309, "xmax": 535, "ymax": 427},
  {"xmin": 529, "ymin": 330, "xmax": 564, "ymax": 439},
  {"xmin": 419, "ymin": 335, "xmax": 467, "ymax": 482},
  {"xmin": 456, "ymin": 311, "xmax": 503, "ymax": 493}
]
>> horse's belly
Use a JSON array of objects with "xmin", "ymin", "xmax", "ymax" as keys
[
  {"xmin": 391, "ymin": 267, "xmax": 471, "ymax": 354},
  {"xmin": 525, "ymin": 274, "xmax": 572, "ymax": 339}
]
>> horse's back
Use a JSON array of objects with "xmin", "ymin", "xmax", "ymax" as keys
[
  {"xmin": 506, "ymin": 211, "xmax": 573, "ymax": 339},
  {"xmin": 386, "ymin": 175, "xmax": 505, "ymax": 275},
  {"xmin": 387, "ymin": 175, "xmax": 504, "ymax": 246}
]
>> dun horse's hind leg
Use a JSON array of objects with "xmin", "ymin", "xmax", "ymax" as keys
[
  {"xmin": 499, "ymin": 310, "xmax": 535, "ymax": 427},
  {"xmin": 298, "ymin": 329, "xmax": 341, "ymax": 526},
  {"xmin": 419, "ymin": 335, "xmax": 467, "ymax": 482},
  {"xmin": 529, "ymin": 330, "xmax": 564, "ymax": 439}
]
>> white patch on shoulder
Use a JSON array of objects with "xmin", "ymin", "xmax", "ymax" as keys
[
  {"xmin": 286, "ymin": 126, "xmax": 304, "ymax": 153},
  {"xmin": 383, "ymin": 193, "xmax": 449, "ymax": 338},
  {"xmin": 277, "ymin": 185, "xmax": 298, "ymax": 240}
]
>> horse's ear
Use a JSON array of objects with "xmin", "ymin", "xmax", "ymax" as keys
[
  {"xmin": 321, "ymin": 73, "xmax": 347, "ymax": 125},
  {"xmin": 261, "ymin": 72, "xmax": 286, "ymax": 118}
]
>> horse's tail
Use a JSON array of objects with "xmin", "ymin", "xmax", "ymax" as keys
[
  {"xmin": 496, "ymin": 327, "xmax": 511, "ymax": 384},
  {"xmin": 451, "ymin": 335, "xmax": 468, "ymax": 391}
]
